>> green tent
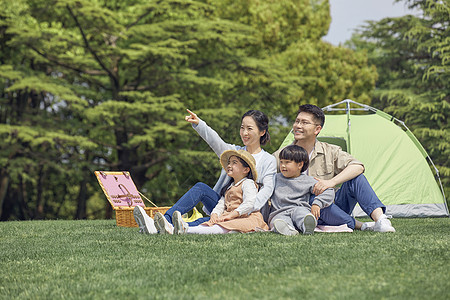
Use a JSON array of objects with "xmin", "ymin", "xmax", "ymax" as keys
[{"xmin": 279, "ymin": 99, "xmax": 448, "ymax": 218}]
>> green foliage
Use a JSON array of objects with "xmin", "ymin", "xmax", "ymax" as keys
[
  {"xmin": 0, "ymin": 0, "xmax": 377, "ymax": 220},
  {"xmin": 0, "ymin": 218, "xmax": 449, "ymax": 299},
  {"xmin": 212, "ymin": 0, "xmax": 331, "ymax": 51},
  {"xmin": 348, "ymin": 0, "xmax": 450, "ymax": 199},
  {"xmin": 274, "ymin": 40, "xmax": 377, "ymax": 116}
]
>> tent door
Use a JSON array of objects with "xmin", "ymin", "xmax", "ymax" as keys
[{"xmin": 317, "ymin": 136, "xmax": 348, "ymax": 152}]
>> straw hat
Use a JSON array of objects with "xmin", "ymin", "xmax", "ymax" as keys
[{"xmin": 220, "ymin": 149, "xmax": 258, "ymax": 181}]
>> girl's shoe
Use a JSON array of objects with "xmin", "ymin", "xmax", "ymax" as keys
[
  {"xmin": 154, "ymin": 212, "xmax": 174, "ymax": 234},
  {"xmin": 173, "ymin": 211, "xmax": 189, "ymax": 234},
  {"xmin": 302, "ymin": 213, "xmax": 317, "ymax": 235}
]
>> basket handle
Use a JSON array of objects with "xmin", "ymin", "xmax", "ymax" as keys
[
  {"xmin": 118, "ymin": 184, "xmax": 134, "ymax": 207},
  {"xmin": 138, "ymin": 191, "xmax": 159, "ymax": 208}
]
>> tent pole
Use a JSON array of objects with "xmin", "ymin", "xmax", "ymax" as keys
[{"xmin": 345, "ymin": 100, "xmax": 352, "ymax": 154}]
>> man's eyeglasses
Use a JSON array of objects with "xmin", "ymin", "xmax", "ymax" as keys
[{"xmin": 294, "ymin": 120, "xmax": 319, "ymax": 127}]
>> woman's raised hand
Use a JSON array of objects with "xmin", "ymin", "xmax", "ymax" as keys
[{"xmin": 185, "ymin": 109, "xmax": 199, "ymax": 125}]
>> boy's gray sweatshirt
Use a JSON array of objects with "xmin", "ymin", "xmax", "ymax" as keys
[{"xmin": 269, "ymin": 173, "xmax": 335, "ymax": 222}]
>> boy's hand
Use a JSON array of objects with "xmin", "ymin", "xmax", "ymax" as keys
[
  {"xmin": 185, "ymin": 109, "xmax": 200, "ymax": 125},
  {"xmin": 311, "ymin": 204, "xmax": 320, "ymax": 220}
]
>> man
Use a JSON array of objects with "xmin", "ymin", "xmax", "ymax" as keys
[{"xmin": 273, "ymin": 104, "xmax": 395, "ymax": 232}]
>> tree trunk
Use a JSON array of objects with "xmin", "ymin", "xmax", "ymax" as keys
[
  {"xmin": 0, "ymin": 190, "xmax": 14, "ymax": 221},
  {"xmin": 0, "ymin": 169, "xmax": 9, "ymax": 219},
  {"xmin": 18, "ymin": 176, "xmax": 32, "ymax": 220},
  {"xmin": 75, "ymin": 176, "xmax": 88, "ymax": 219},
  {"xmin": 34, "ymin": 165, "xmax": 46, "ymax": 219},
  {"xmin": 105, "ymin": 203, "xmax": 113, "ymax": 219}
]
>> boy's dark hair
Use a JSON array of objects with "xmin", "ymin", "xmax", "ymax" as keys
[
  {"xmin": 279, "ymin": 145, "xmax": 309, "ymax": 173},
  {"xmin": 220, "ymin": 156, "xmax": 254, "ymax": 196},
  {"xmin": 297, "ymin": 104, "xmax": 325, "ymax": 127},
  {"xmin": 242, "ymin": 110, "xmax": 270, "ymax": 145}
]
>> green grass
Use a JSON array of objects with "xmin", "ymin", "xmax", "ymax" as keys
[{"xmin": 1, "ymin": 218, "xmax": 449, "ymax": 299}]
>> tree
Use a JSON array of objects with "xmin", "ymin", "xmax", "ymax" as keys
[
  {"xmin": 0, "ymin": 0, "xmax": 378, "ymax": 220},
  {"xmin": 0, "ymin": 0, "xmax": 296, "ymax": 220},
  {"xmin": 348, "ymin": 0, "xmax": 449, "ymax": 198}
]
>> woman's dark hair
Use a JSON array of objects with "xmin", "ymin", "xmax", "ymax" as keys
[
  {"xmin": 220, "ymin": 156, "xmax": 254, "ymax": 196},
  {"xmin": 279, "ymin": 145, "xmax": 309, "ymax": 173},
  {"xmin": 241, "ymin": 110, "xmax": 270, "ymax": 145},
  {"xmin": 297, "ymin": 104, "xmax": 325, "ymax": 127}
]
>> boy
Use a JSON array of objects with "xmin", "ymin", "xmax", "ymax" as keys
[{"xmin": 269, "ymin": 145, "xmax": 334, "ymax": 235}]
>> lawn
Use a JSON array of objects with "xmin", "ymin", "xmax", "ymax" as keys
[{"xmin": 1, "ymin": 218, "xmax": 449, "ymax": 299}]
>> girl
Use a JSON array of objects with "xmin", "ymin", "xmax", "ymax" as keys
[
  {"xmin": 134, "ymin": 108, "xmax": 277, "ymax": 234},
  {"xmin": 170, "ymin": 149, "xmax": 268, "ymax": 234}
]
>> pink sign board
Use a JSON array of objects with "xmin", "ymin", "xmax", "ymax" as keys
[{"xmin": 95, "ymin": 171, "xmax": 145, "ymax": 208}]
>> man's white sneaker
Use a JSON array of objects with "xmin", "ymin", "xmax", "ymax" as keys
[
  {"xmin": 361, "ymin": 222, "xmax": 376, "ymax": 231},
  {"xmin": 373, "ymin": 215, "xmax": 395, "ymax": 233},
  {"xmin": 273, "ymin": 219, "xmax": 299, "ymax": 236},
  {"xmin": 154, "ymin": 212, "xmax": 174, "ymax": 234},
  {"xmin": 302, "ymin": 213, "xmax": 317, "ymax": 235},
  {"xmin": 173, "ymin": 211, "xmax": 189, "ymax": 234},
  {"xmin": 133, "ymin": 206, "xmax": 157, "ymax": 234}
]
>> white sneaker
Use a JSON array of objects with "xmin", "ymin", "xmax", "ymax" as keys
[
  {"xmin": 273, "ymin": 219, "xmax": 298, "ymax": 236},
  {"xmin": 173, "ymin": 211, "xmax": 189, "ymax": 234},
  {"xmin": 373, "ymin": 215, "xmax": 395, "ymax": 233},
  {"xmin": 154, "ymin": 212, "xmax": 174, "ymax": 234},
  {"xmin": 361, "ymin": 222, "xmax": 376, "ymax": 231},
  {"xmin": 302, "ymin": 213, "xmax": 317, "ymax": 235},
  {"xmin": 133, "ymin": 206, "xmax": 144, "ymax": 233},
  {"xmin": 133, "ymin": 206, "xmax": 157, "ymax": 234}
]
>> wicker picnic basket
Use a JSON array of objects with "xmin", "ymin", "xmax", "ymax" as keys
[
  {"xmin": 113, "ymin": 206, "xmax": 170, "ymax": 228},
  {"xmin": 95, "ymin": 171, "xmax": 169, "ymax": 227}
]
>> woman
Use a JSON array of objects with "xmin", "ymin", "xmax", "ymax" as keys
[{"xmin": 160, "ymin": 108, "xmax": 277, "ymax": 227}]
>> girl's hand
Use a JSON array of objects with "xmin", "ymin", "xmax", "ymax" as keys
[
  {"xmin": 209, "ymin": 213, "xmax": 219, "ymax": 224},
  {"xmin": 221, "ymin": 215, "xmax": 231, "ymax": 222},
  {"xmin": 185, "ymin": 109, "xmax": 199, "ymax": 125},
  {"xmin": 221, "ymin": 211, "xmax": 239, "ymax": 222},
  {"xmin": 311, "ymin": 204, "xmax": 320, "ymax": 220}
]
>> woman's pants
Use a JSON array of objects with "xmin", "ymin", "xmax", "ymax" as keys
[{"xmin": 164, "ymin": 182, "xmax": 220, "ymax": 226}]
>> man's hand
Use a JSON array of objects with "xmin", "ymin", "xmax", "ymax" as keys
[
  {"xmin": 185, "ymin": 109, "xmax": 200, "ymax": 125},
  {"xmin": 313, "ymin": 178, "xmax": 335, "ymax": 195},
  {"xmin": 311, "ymin": 204, "xmax": 321, "ymax": 220}
]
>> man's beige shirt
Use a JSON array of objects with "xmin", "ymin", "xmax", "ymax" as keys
[{"xmin": 272, "ymin": 140, "xmax": 364, "ymax": 180}]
